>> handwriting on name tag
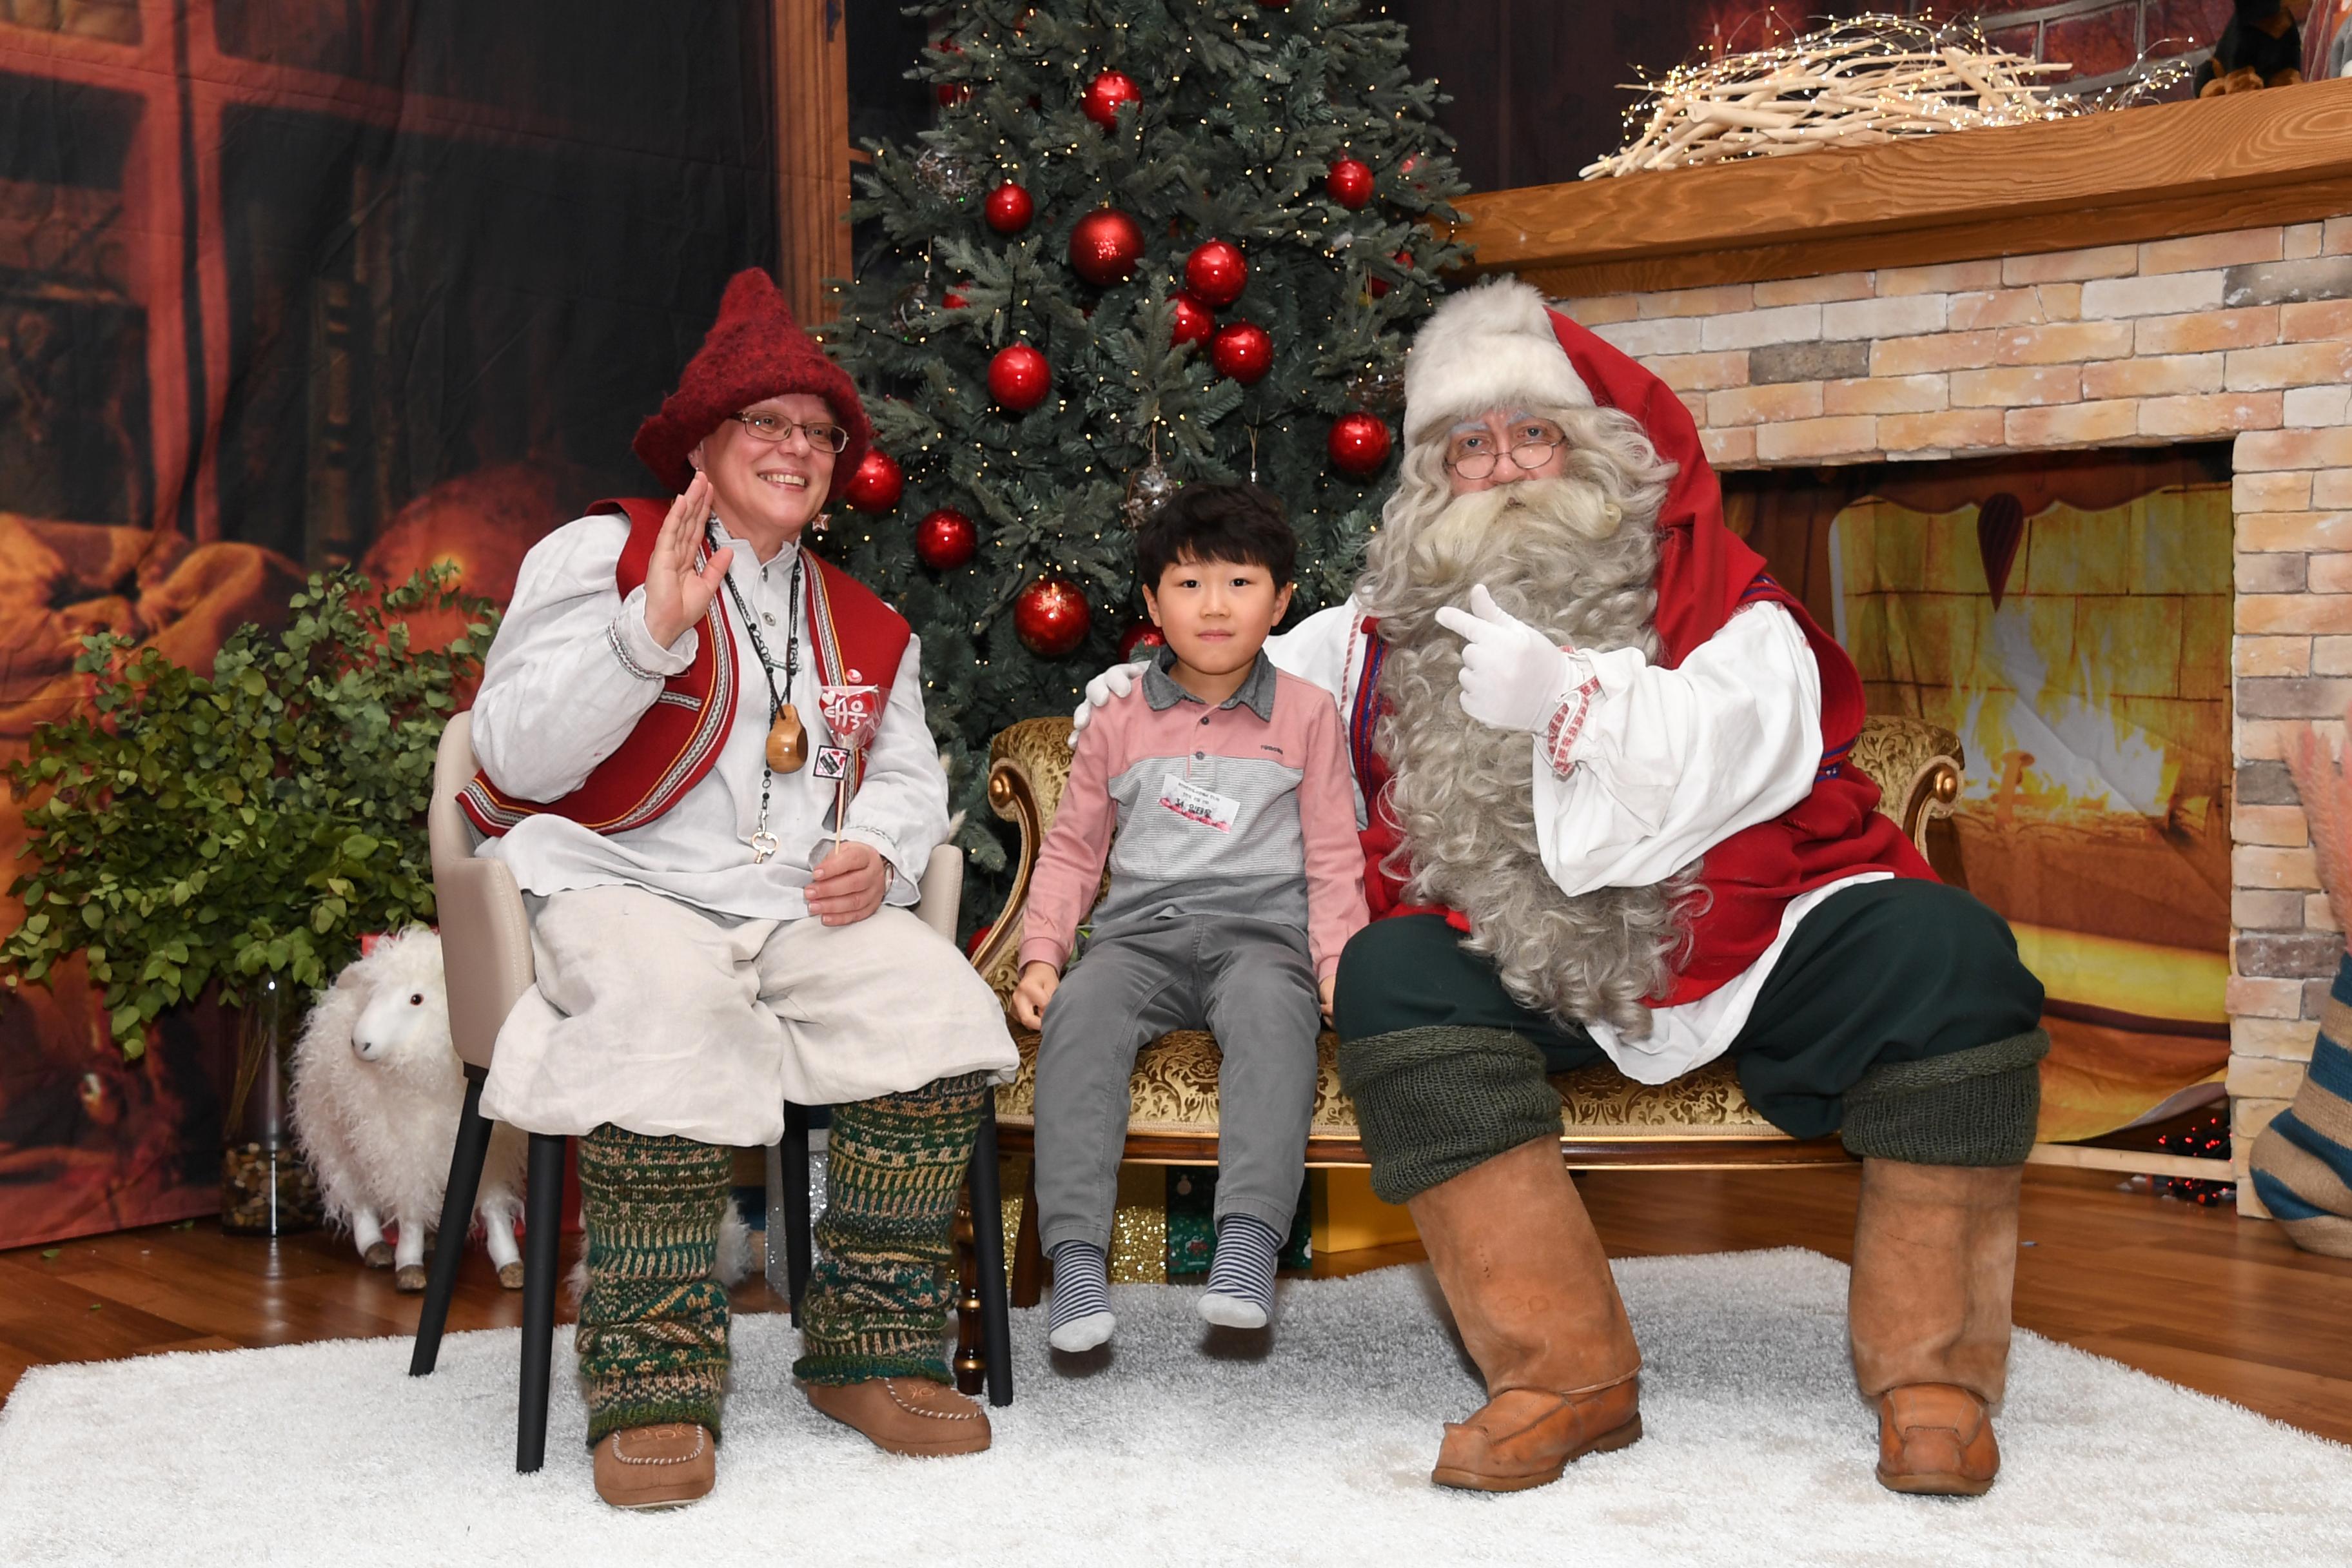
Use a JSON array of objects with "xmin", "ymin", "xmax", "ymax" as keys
[{"xmin": 1158, "ymin": 772, "xmax": 1239, "ymax": 832}]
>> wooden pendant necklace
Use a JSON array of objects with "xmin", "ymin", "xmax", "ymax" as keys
[{"xmin": 714, "ymin": 522, "xmax": 803, "ymax": 861}]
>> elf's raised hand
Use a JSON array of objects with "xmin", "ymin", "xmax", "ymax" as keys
[
  {"xmin": 643, "ymin": 473, "xmax": 731, "ymax": 649},
  {"xmin": 1433, "ymin": 583, "xmax": 1589, "ymax": 734}
]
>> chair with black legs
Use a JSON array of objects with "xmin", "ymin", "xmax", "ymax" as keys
[{"xmin": 407, "ymin": 711, "xmax": 1014, "ymax": 1474}]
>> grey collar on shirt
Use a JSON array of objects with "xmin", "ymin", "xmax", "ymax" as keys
[{"xmin": 1142, "ymin": 642, "xmax": 1277, "ymax": 721}]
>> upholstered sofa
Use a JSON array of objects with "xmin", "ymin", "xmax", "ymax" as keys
[{"xmin": 966, "ymin": 712, "xmax": 1965, "ymax": 1297}]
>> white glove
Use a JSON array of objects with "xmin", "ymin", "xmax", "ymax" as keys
[
  {"xmin": 1433, "ymin": 584, "xmax": 1589, "ymax": 734},
  {"xmin": 1066, "ymin": 658, "xmax": 1150, "ymax": 745}
]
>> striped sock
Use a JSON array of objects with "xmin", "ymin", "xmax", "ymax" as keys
[
  {"xmin": 2251, "ymin": 957, "xmax": 2352, "ymax": 1259},
  {"xmin": 1198, "ymin": 1214, "xmax": 1282, "ymax": 1330},
  {"xmin": 1046, "ymin": 1239, "xmax": 1115, "ymax": 1351}
]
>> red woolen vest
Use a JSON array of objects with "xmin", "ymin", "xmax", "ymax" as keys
[
  {"xmin": 1348, "ymin": 525, "xmax": 1934, "ymax": 1010},
  {"xmin": 460, "ymin": 498, "xmax": 912, "ymax": 838}
]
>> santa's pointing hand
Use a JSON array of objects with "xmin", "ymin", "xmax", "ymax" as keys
[{"xmin": 1435, "ymin": 584, "xmax": 1595, "ymax": 734}]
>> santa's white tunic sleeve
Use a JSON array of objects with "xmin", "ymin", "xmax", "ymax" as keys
[
  {"xmin": 1263, "ymin": 600, "xmax": 1370, "ymax": 824},
  {"xmin": 1536, "ymin": 602, "xmax": 1887, "ymax": 1081},
  {"xmin": 1532, "ymin": 601, "xmax": 1823, "ymax": 896}
]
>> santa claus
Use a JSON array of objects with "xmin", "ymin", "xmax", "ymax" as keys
[{"xmin": 1080, "ymin": 277, "xmax": 2048, "ymax": 1498}]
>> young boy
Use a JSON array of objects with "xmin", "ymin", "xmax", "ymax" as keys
[{"xmin": 1012, "ymin": 484, "xmax": 1369, "ymax": 1351}]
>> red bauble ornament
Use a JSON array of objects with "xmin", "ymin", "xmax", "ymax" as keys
[
  {"xmin": 1326, "ymin": 413, "xmax": 1393, "ymax": 478},
  {"xmin": 1326, "ymin": 157, "xmax": 1375, "ymax": 209},
  {"xmin": 1369, "ymin": 249, "xmax": 1413, "ymax": 300},
  {"xmin": 988, "ymin": 343, "xmax": 1051, "ymax": 411},
  {"xmin": 1082, "ymin": 70, "xmax": 1141, "ymax": 129},
  {"xmin": 915, "ymin": 507, "xmax": 978, "ymax": 571},
  {"xmin": 1119, "ymin": 622, "xmax": 1168, "ymax": 660},
  {"xmin": 1067, "ymin": 208, "xmax": 1145, "ymax": 286},
  {"xmin": 1184, "ymin": 239, "xmax": 1248, "ymax": 308},
  {"xmin": 1170, "ymin": 292, "xmax": 1215, "ymax": 346},
  {"xmin": 1015, "ymin": 575, "xmax": 1093, "ymax": 658},
  {"xmin": 1210, "ymin": 320, "xmax": 1273, "ymax": 384},
  {"xmin": 985, "ymin": 181, "xmax": 1034, "ymax": 234},
  {"xmin": 941, "ymin": 285, "xmax": 971, "ymax": 309},
  {"xmin": 931, "ymin": 37, "xmax": 970, "ymax": 106},
  {"xmin": 844, "ymin": 449, "xmax": 904, "ymax": 513}
]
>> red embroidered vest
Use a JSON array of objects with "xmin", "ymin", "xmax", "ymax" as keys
[
  {"xmin": 460, "ymin": 498, "xmax": 912, "ymax": 838},
  {"xmin": 1347, "ymin": 536, "xmax": 1934, "ymax": 1010}
]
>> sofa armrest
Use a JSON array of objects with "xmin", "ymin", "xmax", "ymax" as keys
[
  {"xmin": 433, "ymin": 856, "xmax": 535, "ymax": 1073},
  {"xmin": 1852, "ymin": 715, "xmax": 1966, "ymax": 859},
  {"xmin": 968, "ymin": 718, "xmax": 1076, "ymax": 1004}
]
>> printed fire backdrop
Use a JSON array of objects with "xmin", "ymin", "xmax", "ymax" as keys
[
  {"xmin": 1732, "ymin": 448, "xmax": 2235, "ymax": 1144},
  {"xmin": 0, "ymin": 1, "xmax": 780, "ymax": 1249}
]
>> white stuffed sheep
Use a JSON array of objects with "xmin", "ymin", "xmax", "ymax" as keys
[{"xmin": 291, "ymin": 927, "xmax": 526, "ymax": 1291}]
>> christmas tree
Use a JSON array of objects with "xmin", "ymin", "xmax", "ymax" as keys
[{"xmin": 819, "ymin": 0, "xmax": 1468, "ymax": 881}]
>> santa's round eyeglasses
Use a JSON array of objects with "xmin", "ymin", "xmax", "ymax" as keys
[
  {"xmin": 727, "ymin": 412, "xmax": 850, "ymax": 453},
  {"xmin": 1446, "ymin": 420, "xmax": 1565, "ymax": 480}
]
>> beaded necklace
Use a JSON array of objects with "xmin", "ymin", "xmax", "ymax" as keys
[{"xmin": 710, "ymin": 520, "xmax": 803, "ymax": 863}]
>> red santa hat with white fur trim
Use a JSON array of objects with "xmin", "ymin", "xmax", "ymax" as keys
[
  {"xmin": 1400, "ymin": 274, "xmax": 1747, "ymax": 658},
  {"xmin": 1403, "ymin": 275, "xmax": 1721, "ymax": 535},
  {"xmin": 1401, "ymin": 277, "xmax": 1598, "ymax": 447}
]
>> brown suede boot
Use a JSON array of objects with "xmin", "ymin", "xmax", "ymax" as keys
[
  {"xmin": 1849, "ymin": 1159, "xmax": 2024, "ymax": 1497},
  {"xmin": 1406, "ymin": 1135, "xmax": 1644, "ymax": 1493}
]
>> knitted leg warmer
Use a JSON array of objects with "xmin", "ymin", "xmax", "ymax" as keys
[
  {"xmin": 794, "ymin": 1071, "xmax": 990, "ymax": 1386},
  {"xmin": 1840, "ymin": 1030, "xmax": 2049, "ymax": 1167},
  {"xmin": 575, "ymin": 1124, "xmax": 734, "ymax": 1447},
  {"xmin": 1336, "ymin": 1026, "xmax": 1563, "ymax": 1204}
]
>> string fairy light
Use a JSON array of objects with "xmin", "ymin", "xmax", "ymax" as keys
[{"xmin": 1587, "ymin": 12, "xmax": 2194, "ymax": 177}]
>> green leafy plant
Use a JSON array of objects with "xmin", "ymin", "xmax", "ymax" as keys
[{"xmin": 2, "ymin": 567, "xmax": 498, "ymax": 1057}]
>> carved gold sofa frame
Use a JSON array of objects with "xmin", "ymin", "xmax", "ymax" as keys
[{"xmin": 967, "ymin": 712, "xmax": 1965, "ymax": 1302}]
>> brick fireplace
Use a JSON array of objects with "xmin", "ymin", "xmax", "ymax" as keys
[{"xmin": 1453, "ymin": 78, "xmax": 2352, "ymax": 1204}]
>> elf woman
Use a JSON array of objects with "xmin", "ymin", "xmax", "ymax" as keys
[{"xmin": 463, "ymin": 270, "xmax": 1017, "ymax": 1509}]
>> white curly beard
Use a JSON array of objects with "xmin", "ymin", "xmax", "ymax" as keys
[{"xmin": 1357, "ymin": 474, "xmax": 1697, "ymax": 1039}]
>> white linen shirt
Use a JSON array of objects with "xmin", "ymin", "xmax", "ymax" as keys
[
  {"xmin": 469, "ymin": 512, "xmax": 948, "ymax": 918},
  {"xmin": 1262, "ymin": 597, "xmax": 1884, "ymax": 1082}
]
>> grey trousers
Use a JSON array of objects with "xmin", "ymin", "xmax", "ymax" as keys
[{"xmin": 1034, "ymin": 916, "xmax": 1322, "ymax": 1255}]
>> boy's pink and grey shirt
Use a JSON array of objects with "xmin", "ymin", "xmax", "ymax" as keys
[{"xmin": 1018, "ymin": 648, "xmax": 1369, "ymax": 982}]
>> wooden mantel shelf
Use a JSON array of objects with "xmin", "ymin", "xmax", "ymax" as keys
[{"xmin": 1451, "ymin": 75, "xmax": 2352, "ymax": 297}]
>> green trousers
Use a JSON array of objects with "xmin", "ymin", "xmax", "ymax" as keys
[{"xmin": 574, "ymin": 1070, "xmax": 989, "ymax": 1446}]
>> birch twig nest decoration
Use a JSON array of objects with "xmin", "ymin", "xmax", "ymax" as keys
[{"xmin": 1584, "ymin": 15, "xmax": 2189, "ymax": 179}]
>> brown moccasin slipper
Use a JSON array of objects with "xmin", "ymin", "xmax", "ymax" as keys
[
  {"xmin": 803, "ymin": 1377, "xmax": 992, "ymax": 1457},
  {"xmin": 592, "ymin": 1422, "xmax": 716, "ymax": 1509}
]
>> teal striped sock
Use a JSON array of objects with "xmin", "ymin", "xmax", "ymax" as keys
[{"xmin": 2251, "ymin": 956, "xmax": 2352, "ymax": 1259}]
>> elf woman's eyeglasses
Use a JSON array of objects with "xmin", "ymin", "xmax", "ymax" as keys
[{"xmin": 728, "ymin": 413, "xmax": 850, "ymax": 453}]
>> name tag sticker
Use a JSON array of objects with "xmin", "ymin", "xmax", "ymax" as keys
[
  {"xmin": 1159, "ymin": 772, "xmax": 1239, "ymax": 832},
  {"xmin": 813, "ymin": 747, "xmax": 851, "ymax": 781}
]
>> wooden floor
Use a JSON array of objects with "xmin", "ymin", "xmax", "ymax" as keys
[{"xmin": 5, "ymin": 1165, "xmax": 2348, "ymax": 1446}]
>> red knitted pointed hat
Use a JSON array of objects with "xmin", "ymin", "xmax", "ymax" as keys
[{"xmin": 632, "ymin": 268, "xmax": 872, "ymax": 502}]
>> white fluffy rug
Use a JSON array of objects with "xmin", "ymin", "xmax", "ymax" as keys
[{"xmin": 3, "ymin": 1248, "xmax": 2346, "ymax": 1568}]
